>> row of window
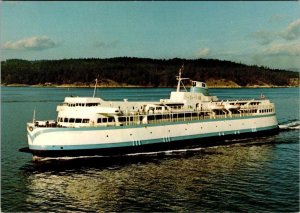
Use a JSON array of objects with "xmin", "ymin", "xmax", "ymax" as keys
[
  {"xmin": 97, "ymin": 117, "xmax": 115, "ymax": 123},
  {"xmin": 259, "ymin": 109, "xmax": 273, "ymax": 113},
  {"xmin": 58, "ymin": 117, "xmax": 116, "ymax": 124},
  {"xmin": 118, "ymin": 112, "xmax": 208, "ymax": 123},
  {"xmin": 242, "ymin": 109, "xmax": 257, "ymax": 114},
  {"xmin": 67, "ymin": 103, "xmax": 99, "ymax": 107},
  {"xmin": 58, "ymin": 117, "xmax": 90, "ymax": 123},
  {"xmin": 58, "ymin": 108, "xmax": 273, "ymax": 125}
]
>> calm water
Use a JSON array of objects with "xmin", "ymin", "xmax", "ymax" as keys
[{"xmin": 1, "ymin": 87, "xmax": 299, "ymax": 212}]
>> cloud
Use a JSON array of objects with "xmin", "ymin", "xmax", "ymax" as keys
[
  {"xmin": 253, "ymin": 19, "xmax": 300, "ymax": 46},
  {"xmin": 251, "ymin": 41, "xmax": 300, "ymax": 70},
  {"xmin": 269, "ymin": 14, "xmax": 286, "ymax": 23},
  {"xmin": 95, "ymin": 40, "xmax": 119, "ymax": 49},
  {"xmin": 280, "ymin": 19, "xmax": 300, "ymax": 40},
  {"xmin": 195, "ymin": 47, "xmax": 211, "ymax": 58},
  {"xmin": 262, "ymin": 42, "xmax": 300, "ymax": 56},
  {"xmin": 2, "ymin": 36, "xmax": 58, "ymax": 51},
  {"xmin": 253, "ymin": 30, "xmax": 276, "ymax": 45}
]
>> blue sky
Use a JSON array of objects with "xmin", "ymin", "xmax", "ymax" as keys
[{"xmin": 1, "ymin": 1, "xmax": 300, "ymax": 70}]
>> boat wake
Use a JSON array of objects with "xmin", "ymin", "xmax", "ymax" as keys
[
  {"xmin": 278, "ymin": 120, "xmax": 300, "ymax": 130},
  {"xmin": 33, "ymin": 148, "xmax": 206, "ymax": 162},
  {"xmin": 125, "ymin": 147, "xmax": 205, "ymax": 157},
  {"xmin": 33, "ymin": 155, "xmax": 109, "ymax": 162}
]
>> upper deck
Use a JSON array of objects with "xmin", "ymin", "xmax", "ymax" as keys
[{"xmin": 30, "ymin": 66, "xmax": 277, "ymax": 129}]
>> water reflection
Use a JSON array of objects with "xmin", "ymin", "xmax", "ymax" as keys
[{"xmin": 20, "ymin": 140, "xmax": 283, "ymax": 212}]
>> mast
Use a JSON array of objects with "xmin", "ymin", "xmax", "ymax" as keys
[
  {"xmin": 176, "ymin": 64, "xmax": 189, "ymax": 92},
  {"xmin": 176, "ymin": 64, "xmax": 184, "ymax": 92},
  {"xmin": 93, "ymin": 78, "xmax": 98, "ymax": 98}
]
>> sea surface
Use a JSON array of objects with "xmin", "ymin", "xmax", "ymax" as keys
[{"xmin": 1, "ymin": 87, "xmax": 299, "ymax": 212}]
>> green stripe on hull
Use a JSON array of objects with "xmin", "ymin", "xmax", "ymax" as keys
[{"xmin": 29, "ymin": 125, "xmax": 278, "ymax": 151}]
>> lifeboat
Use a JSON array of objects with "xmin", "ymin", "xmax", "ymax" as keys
[
  {"xmin": 224, "ymin": 103, "xmax": 240, "ymax": 110},
  {"xmin": 208, "ymin": 103, "xmax": 224, "ymax": 110}
]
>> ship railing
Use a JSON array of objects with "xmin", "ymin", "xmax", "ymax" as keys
[
  {"xmin": 107, "ymin": 105, "xmax": 274, "ymax": 127},
  {"xmin": 54, "ymin": 103, "xmax": 273, "ymax": 128},
  {"xmin": 240, "ymin": 103, "xmax": 274, "ymax": 109}
]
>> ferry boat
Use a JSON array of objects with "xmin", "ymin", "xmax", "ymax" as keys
[{"xmin": 20, "ymin": 66, "xmax": 279, "ymax": 157}]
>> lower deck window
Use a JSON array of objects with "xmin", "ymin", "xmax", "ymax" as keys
[
  {"xmin": 60, "ymin": 118, "xmax": 89, "ymax": 123},
  {"xmin": 82, "ymin": 119, "xmax": 89, "ymax": 123},
  {"xmin": 97, "ymin": 117, "xmax": 115, "ymax": 123},
  {"xmin": 75, "ymin": 118, "xmax": 82, "ymax": 123}
]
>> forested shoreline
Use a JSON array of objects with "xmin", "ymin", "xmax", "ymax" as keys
[{"xmin": 1, "ymin": 57, "xmax": 299, "ymax": 87}]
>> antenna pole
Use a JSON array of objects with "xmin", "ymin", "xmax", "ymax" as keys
[
  {"xmin": 176, "ymin": 64, "xmax": 184, "ymax": 92},
  {"xmin": 32, "ymin": 109, "xmax": 36, "ymax": 123},
  {"xmin": 93, "ymin": 78, "xmax": 98, "ymax": 98}
]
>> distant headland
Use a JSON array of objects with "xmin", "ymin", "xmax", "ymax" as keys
[{"xmin": 1, "ymin": 57, "xmax": 299, "ymax": 88}]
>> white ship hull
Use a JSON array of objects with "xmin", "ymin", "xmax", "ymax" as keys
[{"xmin": 25, "ymin": 114, "xmax": 278, "ymax": 157}]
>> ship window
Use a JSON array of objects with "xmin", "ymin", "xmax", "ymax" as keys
[
  {"xmin": 148, "ymin": 115, "xmax": 155, "ymax": 121},
  {"xmin": 82, "ymin": 119, "xmax": 89, "ymax": 123},
  {"xmin": 118, "ymin": 117, "xmax": 126, "ymax": 122},
  {"xmin": 192, "ymin": 113, "xmax": 198, "ymax": 117},
  {"xmin": 102, "ymin": 118, "xmax": 107, "ymax": 123},
  {"xmin": 69, "ymin": 118, "xmax": 75, "ymax": 123},
  {"xmin": 64, "ymin": 118, "xmax": 68, "ymax": 122},
  {"xmin": 75, "ymin": 118, "xmax": 82, "ymax": 123},
  {"xmin": 108, "ymin": 117, "xmax": 114, "ymax": 122},
  {"xmin": 178, "ymin": 113, "xmax": 185, "ymax": 118},
  {"xmin": 155, "ymin": 115, "xmax": 162, "ymax": 120},
  {"xmin": 163, "ymin": 114, "xmax": 169, "ymax": 119}
]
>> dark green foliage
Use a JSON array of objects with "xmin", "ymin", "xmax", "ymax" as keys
[{"xmin": 1, "ymin": 57, "xmax": 299, "ymax": 86}]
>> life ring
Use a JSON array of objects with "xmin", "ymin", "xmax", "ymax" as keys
[{"xmin": 29, "ymin": 126, "xmax": 33, "ymax": 131}]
